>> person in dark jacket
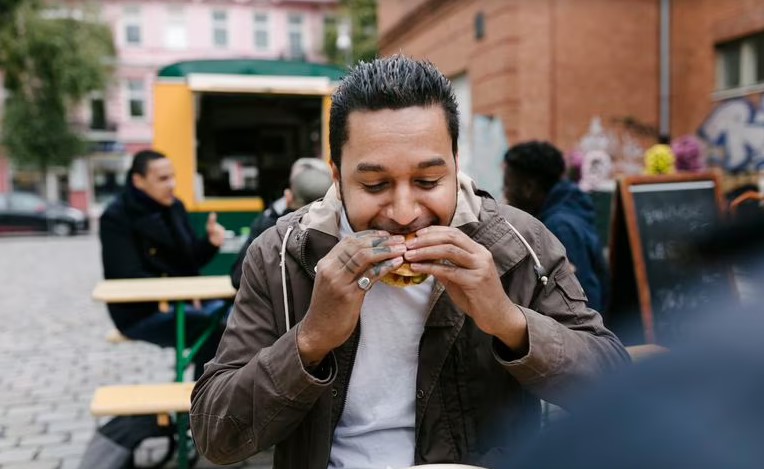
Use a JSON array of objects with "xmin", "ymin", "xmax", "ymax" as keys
[
  {"xmin": 503, "ymin": 141, "xmax": 609, "ymax": 312},
  {"xmin": 230, "ymin": 157, "xmax": 333, "ymax": 289},
  {"xmin": 99, "ymin": 149, "xmax": 227, "ymax": 379}
]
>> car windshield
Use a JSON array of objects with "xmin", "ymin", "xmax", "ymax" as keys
[
  {"xmin": 0, "ymin": 194, "xmax": 7, "ymax": 210},
  {"xmin": 11, "ymin": 193, "xmax": 46, "ymax": 211}
]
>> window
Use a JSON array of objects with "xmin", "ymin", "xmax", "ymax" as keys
[
  {"xmin": 212, "ymin": 10, "xmax": 228, "ymax": 48},
  {"xmin": 716, "ymin": 32, "xmax": 764, "ymax": 90},
  {"xmin": 323, "ymin": 14, "xmax": 338, "ymax": 51},
  {"xmin": 755, "ymin": 33, "xmax": 764, "ymax": 83},
  {"xmin": 164, "ymin": 6, "xmax": 187, "ymax": 50},
  {"xmin": 323, "ymin": 14, "xmax": 336, "ymax": 35},
  {"xmin": 90, "ymin": 95, "xmax": 106, "ymax": 130},
  {"xmin": 126, "ymin": 79, "xmax": 145, "ymax": 119},
  {"xmin": 123, "ymin": 5, "xmax": 141, "ymax": 46},
  {"xmin": 253, "ymin": 12, "xmax": 269, "ymax": 51},
  {"xmin": 287, "ymin": 13, "xmax": 304, "ymax": 59},
  {"xmin": 11, "ymin": 193, "xmax": 45, "ymax": 212},
  {"xmin": 718, "ymin": 41, "xmax": 742, "ymax": 89}
]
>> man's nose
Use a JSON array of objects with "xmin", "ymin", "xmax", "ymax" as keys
[{"xmin": 385, "ymin": 186, "xmax": 421, "ymax": 227}]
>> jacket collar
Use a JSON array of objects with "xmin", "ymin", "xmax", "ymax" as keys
[
  {"xmin": 121, "ymin": 189, "xmax": 184, "ymax": 250},
  {"xmin": 296, "ymin": 172, "xmax": 481, "ymax": 237}
]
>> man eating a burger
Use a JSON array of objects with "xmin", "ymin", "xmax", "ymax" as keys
[{"xmin": 190, "ymin": 55, "xmax": 630, "ymax": 469}]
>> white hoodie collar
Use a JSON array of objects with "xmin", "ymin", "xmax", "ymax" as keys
[{"xmin": 299, "ymin": 172, "xmax": 481, "ymax": 238}]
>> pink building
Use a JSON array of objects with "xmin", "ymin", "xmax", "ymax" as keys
[{"xmin": 1, "ymin": 0, "xmax": 338, "ymax": 213}]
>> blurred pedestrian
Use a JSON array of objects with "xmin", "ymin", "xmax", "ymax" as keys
[
  {"xmin": 504, "ymin": 141, "xmax": 609, "ymax": 312},
  {"xmin": 230, "ymin": 157, "xmax": 333, "ymax": 289},
  {"xmin": 99, "ymin": 149, "xmax": 227, "ymax": 380}
]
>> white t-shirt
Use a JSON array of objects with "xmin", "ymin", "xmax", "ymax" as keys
[{"xmin": 328, "ymin": 213, "xmax": 434, "ymax": 469}]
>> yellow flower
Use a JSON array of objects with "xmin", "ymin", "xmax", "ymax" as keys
[{"xmin": 644, "ymin": 144, "xmax": 676, "ymax": 175}]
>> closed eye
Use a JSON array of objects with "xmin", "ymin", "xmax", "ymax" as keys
[
  {"xmin": 416, "ymin": 178, "xmax": 442, "ymax": 189},
  {"xmin": 362, "ymin": 182, "xmax": 389, "ymax": 193}
]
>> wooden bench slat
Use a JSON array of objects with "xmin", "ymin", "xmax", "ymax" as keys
[{"xmin": 90, "ymin": 383, "xmax": 195, "ymax": 417}]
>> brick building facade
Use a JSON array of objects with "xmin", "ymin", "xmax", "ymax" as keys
[{"xmin": 379, "ymin": 0, "xmax": 764, "ymax": 179}]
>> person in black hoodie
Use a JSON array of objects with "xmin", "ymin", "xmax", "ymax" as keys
[
  {"xmin": 99, "ymin": 149, "xmax": 227, "ymax": 379},
  {"xmin": 503, "ymin": 141, "xmax": 608, "ymax": 312}
]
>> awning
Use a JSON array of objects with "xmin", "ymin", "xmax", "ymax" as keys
[{"xmin": 186, "ymin": 73, "xmax": 334, "ymax": 95}]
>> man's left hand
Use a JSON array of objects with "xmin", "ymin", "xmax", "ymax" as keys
[
  {"xmin": 404, "ymin": 226, "xmax": 529, "ymax": 352},
  {"xmin": 206, "ymin": 212, "xmax": 226, "ymax": 247}
]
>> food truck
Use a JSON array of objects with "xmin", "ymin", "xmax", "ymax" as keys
[{"xmin": 152, "ymin": 59, "xmax": 344, "ymax": 273}]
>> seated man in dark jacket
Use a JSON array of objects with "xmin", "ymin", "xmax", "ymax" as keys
[
  {"xmin": 99, "ymin": 149, "xmax": 227, "ymax": 379},
  {"xmin": 503, "ymin": 141, "xmax": 609, "ymax": 312},
  {"xmin": 230, "ymin": 157, "xmax": 333, "ymax": 289}
]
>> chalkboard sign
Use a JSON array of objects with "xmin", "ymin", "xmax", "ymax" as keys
[{"xmin": 607, "ymin": 172, "xmax": 737, "ymax": 345}]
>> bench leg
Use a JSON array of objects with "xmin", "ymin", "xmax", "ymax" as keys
[
  {"xmin": 175, "ymin": 301, "xmax": 228, "ymax": 381},
  {"xmin": 157, "ymin": 413, "xmax": 170, "ymax": 427},
  {"xmin": 176, "ymin": 302, "xmax": 187, "ymax": 382},
  {"xmin": 177, "ymin": 412, "xmax": 189, "ymax": 469}
]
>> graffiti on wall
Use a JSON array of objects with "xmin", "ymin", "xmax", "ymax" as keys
[{"xmin": 699, "ymin": 96, "xmax": 764, "ymax": 172}]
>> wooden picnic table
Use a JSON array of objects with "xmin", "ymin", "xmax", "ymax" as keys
[{"xmin": 92, "ymin": 275, "xmax": 236, "ymax": 469}]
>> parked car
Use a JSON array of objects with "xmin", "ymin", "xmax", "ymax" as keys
[{"xmin": 0, "ymin": 191, "xmax": 89, "ymax": 236}]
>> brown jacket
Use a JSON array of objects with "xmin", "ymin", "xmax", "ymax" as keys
[{"xmin": 190, "ymin": 176, "xmax": 629, "ymax": 468}]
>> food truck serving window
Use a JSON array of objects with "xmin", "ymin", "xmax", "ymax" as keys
[{"xmin": 194, "ymin": 92, "xmax": 323, "ymax": 205}]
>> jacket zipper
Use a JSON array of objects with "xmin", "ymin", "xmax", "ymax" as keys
[
  {"xmin": 338, "ymin": 325, "xmax": 360, "ymax": 420},
  {"xmin": 326, "ymin": 323, "xmax": 361, "ymax": 466},
  {"xmin": 293, "ymin": 228, "xmax": 362, "ymax": 465},
  {"xmin": 413, "ymin": 283, "xmax": 445, "ymax": 461}
]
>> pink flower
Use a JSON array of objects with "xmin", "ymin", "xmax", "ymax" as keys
[
  {"xmin": 567, "ymin": 149, "xmax": 585, "ymax": 170},
  {"xmin": 671, "ymin": 135, "xmax": 706, "ymax": 172}
]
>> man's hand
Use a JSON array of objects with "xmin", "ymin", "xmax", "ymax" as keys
[
  {"xmin": 206, "ymin": 212, "xmax": 226, "ymax": 247},
  {"xmin": 297, "ymin": 231, "xmax": 406, "ymax": 367},
  {"xmin": 404, "ymin": 226, "xmax": 529, "ymax": 353}
]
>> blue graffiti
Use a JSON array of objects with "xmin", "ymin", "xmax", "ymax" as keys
[{"xmin": 699, "ymin": 96, "xmax": 764, "ymax": 172}]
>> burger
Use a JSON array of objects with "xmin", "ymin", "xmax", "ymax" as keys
[{"xmin": 380, "ymin": 234, "xmax": 430, "ymax": 288}]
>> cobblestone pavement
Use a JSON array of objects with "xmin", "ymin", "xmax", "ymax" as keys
[{"xmin": 0, "ymin": 234, "xmax": 272, "ymax": 468}]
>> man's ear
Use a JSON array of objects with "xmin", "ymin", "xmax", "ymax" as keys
[
  {"xmin": 524, "ymin": 179, "xmax": 543, "ymax": 201},
  {"xmin": 131, "ymin": 173, "xmax": 145, "ymax": 191},
  {"xmin": 284, "ymin": 188, "xmax": 295, "ymax": 209},
  {"xmin": 330, "ymin": 161, "xmax": 341, "ymax": 198}
]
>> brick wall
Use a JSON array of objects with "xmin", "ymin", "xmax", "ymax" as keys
[
  {"xmin": 553, "ymin": 0, "xmax": 658, "ymax": 151},
  {"xmin": 379, "ymin": 0, "xmax": 764, "ymax": 155},
  {"xmin": 379, "ymin": 0, "xmax": 660, "ymax": 153},
  {"xmin": 377, "ymin": 0, "xmax": 433, "ymax": 36}
]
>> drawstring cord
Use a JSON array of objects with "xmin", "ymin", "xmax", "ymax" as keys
[
  {"xmin": 280, "ymin": 225, "xmax": 294, "ymax": 332},
  {"xmin": 503, "ymin": 220, "xmax": 549, "ymax": 286}
]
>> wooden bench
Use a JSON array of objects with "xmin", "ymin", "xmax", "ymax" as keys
[{"xmin": 90, "ymin": 382, "xmax": 195, "ymax": 426}]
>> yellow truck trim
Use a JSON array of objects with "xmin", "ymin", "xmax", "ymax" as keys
[{"xmin": 153, "ymin": 80, "xmax": 335, "ymax": 213}]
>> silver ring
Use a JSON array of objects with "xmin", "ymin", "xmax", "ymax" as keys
[{"xmin": 356, "ymin": 276, "xmax": 372, "ymax": 291}]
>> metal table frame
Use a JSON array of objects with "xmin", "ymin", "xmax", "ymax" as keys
[{"xmin": 92, "ymin": 276, "xmax": 236, "ymax": 469}]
